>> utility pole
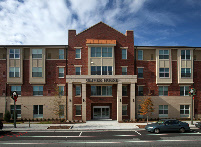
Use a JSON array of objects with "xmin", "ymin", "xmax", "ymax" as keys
[{"xmin": 189, "ymin": 88, "xmax": 196, "ymax": 125}]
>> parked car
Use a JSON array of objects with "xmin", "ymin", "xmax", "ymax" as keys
[
  {"xmin": 0, "ymin": 120, "xmax": 3, "ymax": 130},
  {"xmin": 195, "ymin": 122, "xmax": 201, "ymax": 129},
  {"xmin": 145, "ymin": 119, "xmax": 190, "ymax": 134}
]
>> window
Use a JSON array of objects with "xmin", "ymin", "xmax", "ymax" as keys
[
  {"xmin": 122, "ymin": 49, "xmax": 127, "ymax": 59},
  {"xmin": 33, "ymin": 86, "xmax": 43, "ymax": 96},
  {"xmin": 91, "ymin": 86, "xmax": 112, "ymax": 96},
  {"xmin": 33, "ymin": 105, "xmax": 43, "ymax": 118},
  {"xmin": 76, "ymin": 85, "xmax": 81, "ymax": 96},
  {"xmin": 32, "ymin": 49, "xmax": 42, "ymax": 58},
  {"xmin": 138, "ymin": 68, "xmax": 143, "ymax": 78},
  {"xmin": 59, "ymin": 49, "xmax": 64, "ymax": 59},
  {"xmin": 91, "ymin": 47, "xmax": 101, "ymax": 57},
  {"xmin": 138, "ymin": 50, "xmax": 143, "ymax": 60},
  {"xmin": 75, "ymin": 49, "xmax": 81, "ymax": 59},
  {"xmin": 181, "ymin": 68, "xmax": 191, "ymax": 77},
  {"xmin": 159, "ymin": 105, "xmax": 168, "ymax": 117},
  {"xmin": 122, "ymin": 105, "xmax": 127, "ymax": 115},
  {"xmin": 76, "ymin": 105, "xmax": 81, "ymax": 115},
  {"xmin": 59, "ymin": 86, "xmax": 64, "ymax": 96},
  {"xmin": 59, "ymin": 105, "xmax": 64, "ymax": 118},
  {"xmin": 76, "ymin": 67, "xmax": 81, "ymax": 75},
  {"xmin": 159, "ymin": 86, "xmax": 168, "ymax": 96},
  {"xmin": 102, "ymin": 66, "xmax": 112, "ymax": 75},
  {"xmin": 180, "ymin": 86, "xmax": 189, "ymax": 96},
  {"xmin": 102, "ymin": 47, "xmax": 112, "ymax": 57},
  {"xmin": 9, "ymin": 49, "xmax": 20, "ymax": 59},
  {"xmin": 10, "ymin": 105, "xmax": 21, "ymax": 118},
  {"xmin": 32, "ymin": 67, "xmax": 42, "ymax": 77},
  {"xmin": 9, "ymin": 67, "xmax": 20, "ymax": 77},
  {"xmin": 180, "ymin": 105, "xmax": 189, "ymax": 117},
  {"xmin": 59, "ymin": 68, "xmax": 64, "ymax": 77},
  {"xmin": 159, "ymin": 50, "xmax": 169, "ymax": 59},
  {"xmin": 138, "ymin": 86, "xmax": 143, "ymax": 96},
  {"xmin": 181, "ymin": 50, "xmax": 190, "ymax": 60},
  {"xmin": 122, "ymin": 86, "xmax": 127, "ymax": 96},
  {"xmin": 159, "ymin": 68, "xmax": 169, "ymax": 78},
  {"xmin": 91, "ymin": 66, "xmax": 101, "ymax": 75},
  {"xmin": 11, "ymin": 86, "xmax": 21, "ymax": 96},
  {"xmin": 122, "ymin": 67, "xmax": 127, "ymax": 75}
]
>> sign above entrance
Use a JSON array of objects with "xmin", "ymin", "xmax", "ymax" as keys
[{"xmin": 86, "ymin": 79, "xmax": 118, "ymax": 82}]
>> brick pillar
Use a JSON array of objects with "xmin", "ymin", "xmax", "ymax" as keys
[
  {"xmin": 68, "ymin": 82, "xmax": 73, "ymax": 121},
  {"xmin": 130, "ymin": 83, "xmax": 135, "ymax": 121},
  {"xmin": 117, "ymin": 82, "xmax": 122, "ymax": 121},
  {"xmin": 82, "ymin": 83, "xmax": 86, "ymax": 122}
]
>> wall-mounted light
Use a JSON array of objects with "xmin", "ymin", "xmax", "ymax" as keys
[
  {"xmin": 133, "ymin": 99, "xmax": 135, "ymax": 102},
  {"xmin": 91, "ymin": 62, "xmax": 94, "ymax": 64},
  {"xmin": 120, "ymin": 99, "xmax": 121, "ymax": 102},
  {"xmin": 69, "ymin": 99, "xmax": 71, "ymax": 102},
  {"xmin": 83, "ymin": 99, "xmax": 85, "ymax": 102}
]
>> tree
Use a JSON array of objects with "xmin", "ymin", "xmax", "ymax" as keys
[
  {"xmin": 140, "ymin": 94, "xmax": 154, "ymax": 124},
  {"xmin": 4, "ymin": 110, "xmax": 11, "ymax": 122}
]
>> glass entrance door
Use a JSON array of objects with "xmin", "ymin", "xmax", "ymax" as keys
[{"xmin": 93, "ymin": 106, "xmax": 110, "ymax": 119}]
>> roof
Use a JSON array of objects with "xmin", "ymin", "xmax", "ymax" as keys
[{"xmin": 0, "ymin": 45, "xmax": 68, "ymax": 48}]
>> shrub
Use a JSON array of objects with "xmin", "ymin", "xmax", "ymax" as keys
[
  {"xmin": 48, "ymin": 118, "xmax": 50, "ymax": 121},
  {"xmin": 21, "ymin": 118, "xmax": 24, "ymax": 121},
  {"xmin": 44, "ymin": 118, "xmax": 46, "ymax": 121},
  {"xmin": 40, "ymin": 118, "xmax": 42, "ymax": 121},
  {"xmin": 4, "ymin": 110, "xmax": 11, "ymax": 122},
  {"xmin": 36, "ymin": 118, "xmax": 38, "ymax": 121},
  {"xmin": 52, "ymin": 118, "xmax": 54, "ymax": 121},
  {"xmin": 32, "ymin": 118, "xmax": 34, "ymax": 121}
]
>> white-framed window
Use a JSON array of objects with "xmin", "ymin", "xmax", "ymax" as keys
[
  {"xmin": 181, "ymin": 50, "xmax": 190, "ymax": 60},
  {"xmin": 138, "ymin": 86, "xmax": 143, "ymax": 96},
  {"xmin": 159, "ymin": 86, "xmax": 168, "ymax": 96},
  {"xmin": 102, "ymin": 66, "xmax": 112, "ymax": 75},
  {"xmin": 122, "ymin": 105, "xmax": 127, "ymax": 115},
  {"xmin": 91, "ymin": 66, "xmax": 101, "ymax": 75},
  {"xmin": 9, "ymin": 67, "xmax": 20, "ymax": 77},
  {"xmin": 138, "ymin": 68, "xmax": 143, "ymax": 78},
  {"xmin": 10, "ymin": 105, "xmax": 21, "ymax": 118},
  {"xmin": 180, "ymin": 86, "xmax": 189, "ymax": 96},
  {"xmin": 76, "ymin": 105, "xmax": 81, "ymax": 115},
  {"xmin": 33, "ymin": 86, "xmax": 43, "ymax": 96},
  {"xmin": 181, "ymin": 68, "xmax": 191, "ymax": 77},
  {"xmin": 59, "ymin": 86, "xmax": 64, "ymax": 96},
  {"xmin": 59, "ymin": 105, "xmax": 64, "ymax": 118},
  {"xmin": 75, "ymin": 49, "xmax": 81, "ymax": 59},
  {"xmin": 159, "ymin": 50, "xmax": 169, "ymax": 59},
  {"xmin": 32, "ymin": 67, "xmax": 42, "ymax": 77},
  {"xmin": 122, "ymin": 49, "xmax": 127, "ymax": 59},
  {"xmin": 180, "ymin": 105, "xmax": 189, "ymax": 117},
  {"xmin": 138, "ymin": 50, "xmax": 143, "ymax": 60},
  {"xmin": 76, "ymin": 67, "xmax": 81, "ymax": 75},
  {"xmin": 122, "ymin": 86, "xmax": 127, "ymax": 96},
  {"xmin": 159, "ymin": 105, "xmax": 168, "ymax": 118},
  {"xmin": 59, "ymin": 49, "xmax": 64, "ymax": 59},
  {"xmin": 11, "ymin": 86, "xmax": 21, "ymax": 96},
  {"xmin": 9, "ymin": 49, "xmax": 20, "ymax": 59},
  {"xmin": 159, "ymin": 68, "xmax": 169, "ymax": 78},
  {"xmin": 33, "ymin": 105, "xmax": 43, "ymax": 118},
  {"xmin": 122, "ymin": 67, "xmax": 127, "ymax": 75},
  {"xmin": 59, "ymin": 68, "xmax": 64, "ymax": 78},
  {"xmin": 32, "ymin": 49, "xmax": 42, "ymax": 59},
  {"xmin": 91, "ymin": 86, "xmax": 112, "ymax": 96},
  {"xmin": 91, "ymin": 47, "xmax": 101, "ymax": 57},
  {"xmin": 102, "ymin": 47, "xmax": 112, "ymax": 57},
  {"xmin": 76, "ymin": 85, "xmax": 81, "ymax": 96}
]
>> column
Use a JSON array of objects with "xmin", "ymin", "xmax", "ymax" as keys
[
  {"xmin": 82, "ymin": 83, "xmax": 86, "ymax": 122},
  {"xmin": 130, "ymin": 83, "xmax": 135, "ymax": 121},
  {"xmin": 68, "ymin": 82, "xmax": 73, "ymax": 121},
  {"xmin": 117, "ymin": 82, "xmax": 122, "ymax": 121}
]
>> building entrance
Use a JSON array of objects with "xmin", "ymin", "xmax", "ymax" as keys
[{"xmin": 93, "ymin": 106, "xmax": 110, "ymax": 119}]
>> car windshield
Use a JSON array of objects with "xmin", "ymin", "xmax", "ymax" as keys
[{"xmin": 157, "ymin": 120, "xmax": 165, "ymax": 124}]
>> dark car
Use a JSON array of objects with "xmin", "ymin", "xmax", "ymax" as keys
[
  {"xmin": 145, "ymin": 119, "xmax": 190, "ymax": 134},
  {"xmin": 195, "ymin": 122, "xmax": 201, "ymax": 129},
  {"xmin": 0, "ymin": 120, "xmax": 3, "ymax": 130}
]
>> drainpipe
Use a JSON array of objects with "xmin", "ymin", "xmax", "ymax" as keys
[{"xmin": 65, "ymin": 45, "xmax": 68, "ymax": 120}]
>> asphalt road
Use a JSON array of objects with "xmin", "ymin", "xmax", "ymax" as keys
[{"xmin": 1, "ymin": 129, "xmax": 201, "ymax": 146}]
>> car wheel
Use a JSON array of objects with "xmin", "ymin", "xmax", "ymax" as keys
[
  {"xmin": 179, "ymin": 127, "xmax": 185, "ymax": 133},
  {"xmin": 154, "ymin": 128, "xmax": 160, "ymax": 134}
]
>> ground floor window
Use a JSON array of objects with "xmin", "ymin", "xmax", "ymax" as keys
[
  {"xmin": 10, "ymin": 105, "xmax": 21, "ymax": 118},
  {"xmin": 76, "ymin": 105, "xmax": 81, "ymax": 115},
  {"xmin": 159, "ymin": 105, "xmax": 168, "ymax": 118},
  {"xmin": 91, "ymin": 86, "xmax": 112, "ymax": 96},
  {"xmin": 137, "ymin": 105, "xmax": 143, "ymax": 119},
  {"xmin": 122, "ymin": 86, "xmax": 127, "ymax": 96},
  {"xmin": 59, "ymin": 105, "xmax": 64, "ymax": 118},
  {"xmin": 180, "ymin": 105, "xmax": 189, "ymax": 117},
  {"xmin": 33, "ymin": 105, "xmax": 43, "ymax": 118},
  {"xmin": 122, "ymin": 105, "xmax": 127, "ymax": 115},
  {"xmin": 76, "ymin": 85, "xmax": 81, "ymax": 96}
]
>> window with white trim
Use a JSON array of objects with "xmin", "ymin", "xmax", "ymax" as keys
[
  {"xmin": 76, "ymin": 105, "xmax": 81, "ymax": 115},
  {"xmin": 11, "ymin": 105, "xmax": 21, "ymax": 118},
  {"xmin": 33, "ymin": 86, "xmax": 43, "ymax": 96},
  {"xmin": 138, "ymin": 50, "xmax": 143, "ymax": 60},
  {"xmin": 33, "ymin": 105, "xmax": 43, "ymax": 118},
  {"xmin": 32, "ymin": 49, "xmax": 42, "ymax": 58},
  {"xmin": 76, "ymin": 85, "xmax": 81, "ymax": 96},
  {"xmin": 181, "ymin": 68, "xmax": 191, "ymax": 77},
  {"xmin": 159, "ymin": 50, "xmax": 169, "ymax": 59},
  {"xmin": 32, "ymin": 67, "xmax": 42, "ymax": 77},
  {"xmin": 9, "ymin": 49, "xmax": 20, "ymax": 59},
  {"xmin": 76, "ymin": 67, "xmax": 81, "ymax": 75},
  {"xmin": 9, "ymin": 67, "xmax": 20, "ymax": 77},
  {"xmin": 122, "ymin": 49, "xmax": 127, "ymax": 59},
  {"xmin": 138, "ymin": 68, "xmax": 143, "ymax": 78},
  {"xmin": 122, "ymin": 67, "xmax": 127, "ymax": 75},
  {"xmin": 91, "ymin": 86, "xmax": 112, "ymax": 96},
  {"xmin": 91, "ymin": 47, "xmax": 101, "ymax": 57},
  {"xmin": 102, "ymin": 47, "xmax": 112, "ymax": 57},
  {"xmin": 59, "ymin": 49, "xmax": 64, "ymax": 59},
  {"xmin": 59, "ymin": 86, "xmax": 64, "ymax": 96},
  {"xmin": 122, "ymin": 105, "xmax": 127, "ymax": 115},
  {"xmin": 75, "ymin": 49, "xmax": 81, "ymax": 58},
  {"xmin": 181, "ymin": 50, "xmax": 190, "ymax": 60},
  {"xmin": 122, "ymin": 86, "xmax": 127, "ymax": 96},
  {"xmin": 180, "ymin": 105, "xmax": 189, "ymax": 117},
  {"xmin": 59, "ymin": 68, "xmax": 64, "ymax": 77},
  {"xmin": 102, "ymin": 66, "xmax": 112, "ymax": 75},
  {"xmin": 138, "ymin": 86, "xmax": 143, "ymax": 96},
  {"xmin": 91, "ymin": 66, "xmax": 101, "ymax": 75},
  {"xmin": 159, "ymin": 105, "xmax": 168, "ymax": 117},
  {"xmin": 11, "ymin": 86, "xmax": 21, "ymax": 96},
  {"xmin": 159, "ymin": 68, "xmax": 169, "ymax": 78},
  {"xmin": 180, "ymin": 86, "xmax": 189, "ymax": 96},
  {"xmin": 159, "ymin": 86, "xmax": 168, "ymax": 96}
]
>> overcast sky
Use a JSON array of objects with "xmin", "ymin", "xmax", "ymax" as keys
[{"xmin": 0, "ymin": 0, "xmax": 201, "ymax": 46}]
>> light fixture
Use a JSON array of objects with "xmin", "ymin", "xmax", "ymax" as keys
[
  {"xmin": 91, "ymin": 62, "xmax": 94, "ymax": 64},
  {"xmin": 83, "ymin": 99, "xmax": 85, "ymax": 102},
  {"xmin": 69, "ymin": 99, "xmax": 71, "ymax": 102},
  {"xmin": 133, "ymin": 99, "xmax": 134, "ymax": 102},
  {"xmin": 120, "ymin": 99, "xmax": 121, "ymax": 102}
]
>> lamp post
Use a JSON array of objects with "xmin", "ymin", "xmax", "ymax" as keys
[
  {"xmin": 189, "ymin": 88, "xmax": 196, "ymax": 125},
  {"xmin": 11, "ymin": 91, "xmax": 18, "ymax": 128}
]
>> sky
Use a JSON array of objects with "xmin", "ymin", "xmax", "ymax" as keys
[{"xmin": 0, "ymin": 0, "xmax": 201, "ymax": 46}]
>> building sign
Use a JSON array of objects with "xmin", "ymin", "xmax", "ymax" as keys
[{"xmin": 86, "ymin": 79, "xmax": 118, "ymax": 82}]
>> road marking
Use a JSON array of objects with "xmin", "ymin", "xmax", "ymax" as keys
[
  {"xmin": 147, "ymin": 134, "xmax": 168, "ymax": 135},
  {"xmin": 60, "ymin": 142, "xmax": 122, "ymax": 144},
  {"xmin": 18, "ymin": 136, "xmax": 95, "ymax": 138},
  {"xmin": 181, "ymin": 133, "xmax": 201, "ymax": 134},
  {"xmin": 157, "ymin": 140, "xmax": 197, "ymax": 142},
  {"xmin": 79, "ymin": 132, "xmax": 82, "ymax": 136},
  {"xmin": 114, "ymin": 135, "xmax": 136, "ymax": 136},
  {"xmin": 134, "ymin": 130, "xmax": 141, "ymax": 135},
  {"xmin": 126, "ymin": 141, "xmax": 153, "ymax": 142}
]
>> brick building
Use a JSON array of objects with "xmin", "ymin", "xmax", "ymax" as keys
[{"xmin": 0, "ymin": 22, "xmax": 201, "ymax": 121}]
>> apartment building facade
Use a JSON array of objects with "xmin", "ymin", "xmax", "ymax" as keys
[{"xmin": 0, "ymin": 22, "xmax": 201, "ymax": 121}]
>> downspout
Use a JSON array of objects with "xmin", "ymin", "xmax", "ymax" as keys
[
  {"xmin": 65, "ymin": 45, "xmax": 68, "ymax": 120},
  {"xmin": 4, "ymin": 47, "xmax": 7, "ymax": 114}
]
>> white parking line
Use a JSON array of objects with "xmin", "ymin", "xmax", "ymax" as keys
[
  {"xmin": 79, "ymin": 132, "xmax": 82, "ymax": 136},
  {"xmin": 134, "ymin": 130, "xmax": 141, "ymax": 135}
]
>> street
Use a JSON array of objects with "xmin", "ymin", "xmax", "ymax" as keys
[{"xmin": 1, "ymin": 129, "xmax": 201, "ymax": 146}]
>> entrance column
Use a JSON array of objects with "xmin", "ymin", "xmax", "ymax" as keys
[
  {"xmin": 68, "ymin": 82, "xmax": 73, "ymax": 121},
  {"xmin": 82, "ymin": 83, "xmax": 86, "ymax": 122},
  {"xmin": 130, "ymin": 83, "xmax": 135, "ymax": 121},
  {"xmin": 117, "ymin": 82, "xmax": 122, "ymax": 121}
]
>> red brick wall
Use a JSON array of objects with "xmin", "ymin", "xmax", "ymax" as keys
[{"xmin": 0, "ymin": 60, "xmax": 7, "ymax": 96}]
